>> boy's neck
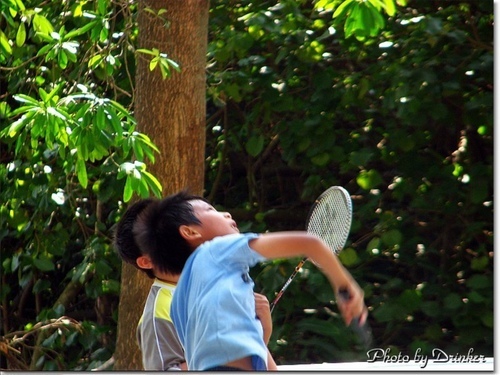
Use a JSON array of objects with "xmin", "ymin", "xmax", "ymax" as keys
[{"xmin": 155, "ymin": 271, "xmax": 179, "ymax": 285}]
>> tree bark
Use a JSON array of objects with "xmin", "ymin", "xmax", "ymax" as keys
[
  {"xmin": 135, "ymin": 0, "xmax": 208, "ymax": 194},
  {"xmin": 113, "ymin": 0, "xmax": 209, "ymax": 370}
]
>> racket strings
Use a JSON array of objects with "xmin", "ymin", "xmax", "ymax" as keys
[{"xmin": 307, "ymin": 192, "xmax": 352, "ymax": 254}]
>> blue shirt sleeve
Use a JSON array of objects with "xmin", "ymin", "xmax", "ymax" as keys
[{"xmin": 203, "ymin": 233, "xmax": 266, "ymax": 270}]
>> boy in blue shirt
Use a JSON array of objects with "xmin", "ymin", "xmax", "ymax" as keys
[{"xmin": 134, "ymin": 191, "xmax": 367, "ymax": 371}]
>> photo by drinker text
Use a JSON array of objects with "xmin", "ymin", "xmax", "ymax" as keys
[{"xmin": 366, "ymin": 347, "xmax": 487, "ymax": 368}]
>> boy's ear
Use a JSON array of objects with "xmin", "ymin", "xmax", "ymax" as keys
[
  {"xmin": 179, "ymin": 224, "xmax": 202, "ymax": 241},
  {"xmin": 136, "ymin": 255, "xmax": 153, "ymax": 270}
]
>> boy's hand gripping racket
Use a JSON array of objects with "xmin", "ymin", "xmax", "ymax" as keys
[{"xmin": 269, "ymin": 186, "xmax": 372, "ymax": 348}]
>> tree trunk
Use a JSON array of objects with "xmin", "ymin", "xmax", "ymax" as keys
[
  {"xmin": 135, "ymin": 0, "xmax": 208, "ymax": 194},
  {"xmin": 114, "ymin": 265, "xmax": 151, "ymax": 370},
  {"xmin": 113, "ymin": 0, "xmax": 209, "ymax": 370}
]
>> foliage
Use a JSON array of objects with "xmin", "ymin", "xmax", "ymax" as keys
[
  {"xmin": 0, "ymin": 0, "xmax": 162, "ymax": 369},
  {"xmin": 0, "ymin": 0, "xmax": 493, "ymax": 370},
  {"xmin": 206, "ymin": 0, "xmax": 493, "ymax": 363}
]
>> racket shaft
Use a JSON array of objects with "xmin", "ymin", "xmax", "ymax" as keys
[{"xmin": 270, "ymin": 258, "xmax": 307, "ymax": 312}]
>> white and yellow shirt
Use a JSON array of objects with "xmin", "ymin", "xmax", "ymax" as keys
[{"xmin": 137, "ymin": 279, "xmax": 184, "ymax": 370}]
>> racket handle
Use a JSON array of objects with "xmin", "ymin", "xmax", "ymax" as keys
[{"xmin": 338, "ymin": 288, "xmax": 373, "ymax": 350}]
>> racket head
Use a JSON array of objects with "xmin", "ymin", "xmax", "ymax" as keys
[{"xmin": 306, "ymin": 186, "xmax": 353, "ymax": 254}]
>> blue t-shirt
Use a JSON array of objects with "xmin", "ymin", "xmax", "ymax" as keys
[{"xmin": 170, "ymin": 233, "xmax": 268, "ymax": 371}]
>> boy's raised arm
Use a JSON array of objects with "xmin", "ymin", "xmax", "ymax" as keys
[{"xmin": 250, "ymin": 232, "xmax": 367, "ymax": 326}]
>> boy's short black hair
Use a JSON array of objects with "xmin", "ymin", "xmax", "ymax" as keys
[
  {"xmin": 114, "ymin": 198, "xmax": 156, "ymax": 278},
  {"xmin": 134, "ymin": 191, "xmax": 207, "ymax": 276}
]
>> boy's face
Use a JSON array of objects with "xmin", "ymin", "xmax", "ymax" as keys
[{"xmin": 189, "ymin": 199, "xmax": 239, "ymax": 240}]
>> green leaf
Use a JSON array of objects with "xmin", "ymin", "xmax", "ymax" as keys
[
  {"xmin": 33, "ymin": 14, "xmax": 54, "ymax": 34},
  {"xmin": 88, "ymin": 54, "xmax": 104, "ymax": 69},
  {"xmin": 0, "ymin": 29, "xmax": 13, "ymax": 56},
  {"xmin": 34, "ymin": 31, "xmax": 54, "ymax": 43},
  {"xmin": 470, "ymin": 180, "xmax": 488, "ymax": 204},
  {"xmin": 16, "ymin": 22, "xmax": 26, "ymax": 47},
  {"xmin": 98, "ymin": 0, "xmax": 108, "ymax": 15},
  {"xmin": 138, "ymin": 175, "xmax": 150, "ymax": 197},
  {"xmin": 372, "ymin": 301, "xmax": 400, "ymax": 322},
  {"xmin": 311, "ymin": 152, "xmax": 330, "ymax": 166},
  {"xmin": 33, "ymin": 257, "xmax": 55, "ymax": 272},
  {"xmin": 76, "ymin": 157, "xmax": 88, "ymax": 188},
  {"xmin": 96, "ymin": 106, "xmax": 106, "ymax": 130},
  {"xmin": 467, "ymin": 290, "xmax": 485, "ymax": 304},
  {"xmin": 108, "ymin": 109, "xmax": 124, "ymax": 137},
  {"xmin": 132, "ymin": 138, "xmax": 145, "ymax": 161},
  {"xmin": 360, "ymin": 3, "xmax": 375, "ymax": 33},
  {"xmin": 39, "ymin": 87, "xmax": 48, "ymax": 102},
  {"xmin": 481, "ymin": 311, "xmax": 493, "ymax": 328},
  {"xmin": 149, "ymin": 56, "xmax": 159, "ymax": 71},
  {"xmin": 381, "ymin": 229, "xmax": 402, "ymax": 248},
  {"xmin": 338, "ymin": 247, "xmax": 359, "ymax": 266},
  {"xmin": 370, "ymin": 2, "xmax": 387, "ymax": 29},
  {"xmin": 397, "ymin": 289, "xmax": 422, "ymax": 313},
  {"xmin": 47, "ymin": 106, "xmax": 67, "ymax": 121},
  {"xmin": 356, "ymin": 169, "xmax": 383, "ymax": 190},
  {"xmin": 41, "ymin": 82, "xmax": 64, "ymax": 104},
  {"xmin": 344, "ymin": 2, "xmax": 362, "ymax": 38},
  {"xmin": 95, "ymin": 259, "xmax": 113, "ymax": 275},
  {"xmin": 368, "ymin": 0, "xmax": 385, "ymax": 10},
  {"xmin": 315, "ymin": 0, "xmax": 335, "ymax": 11},
  {"xmin": 246, "ymin": 135, "xmax": 264, "ymax": 157},
  {"xmin": 136, "ymin": 48, "xmax": 158, "ymax": 56},
  {"xmin": 11, "ymin": 253, "xmax": 20, "ymax": 272},
  {"xmin": 159, "ymin": 59, "xmax": 172, "ymax": 78},
  {"xmin": 421, "ymin": 301, "xmax": 440, "ymax": 317},
  {"xmin": 383, "ymin": 0, "xmax": 396, "ymax": 16},
  {"xmin": 42, "ymin": 332, "xmax": 58, "ymax": 347},
  {"xmin": 58, "ymin": 49, "xmax": 68, "ymax": 69},
  {"xmin": 36, "ymin": 43, "xmax": 54, "ymax": 57},
  {"xmin": 471, "ymin": 256, "xmax": 489, "ymax": 271},
  {"xmin": 141, "ymin": 142, "xmax": 157, "ymax": 163},
  {"xmin": 13, "ymin": 94, "xmax": 40, "ymax": 106},
  {"xmin": 443, "ymin": 293, "xmax": 462, "ymax": 310},
  {"xmin": 332, "ymin": 0, "xmax": 355, "ymax": 19},
  {"xmin": 123, "ymin": 175, "xmax": 134, "ymax": 202},
  {"xmin": 12, "ymin": 0, "xmax": 26, "ymax": 12},
  {"xmin": 4, "ymin": 113, "xmax": 31, "ymax": 137},
  {"xmin": 349, "ymin": 149, "xmax": 372, "ymax": 166},
  {"xmin": 99, "ymin": 25, "xmax": 108, "ymax": 43},
  {"xmin": 64, "ymin": 20, "xmax": 99, "ymax": 39},
  {"xmin": 142, "ymin": 171, "xmax": 162, "ymax": 198},
  {"xmin": 102, "ymin": 279, "xmax": 120, "ymax": 294},
  {"xmin": 109, "ymin": 99, "xmax": 134, "ymax": 118},
  {"xmin": 466, "ymin": 274, "xmax": 491, "ymax": 290},
  {"xmin": 166, "ymin": 58, "xmax": 180, "ymax": 72},
  {"xmin": 366, "ymin": 237, "xmax": 381, "ymax": 253},
  {"xmin": 33, "ymin": 279, "xmax": 51, "ymax": 293}
]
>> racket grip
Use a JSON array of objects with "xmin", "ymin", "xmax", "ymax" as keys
[
  {"xmin": 338, "ymin": 288, "xmax": 360, "ymax": 325},
  {"xmin": 338, "ymin": 288, "xmax": 373, "ymax": 349}
]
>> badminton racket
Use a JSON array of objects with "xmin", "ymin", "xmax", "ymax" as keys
[{"xmin": 269, "ymin": 186, "xmax": 372, "ymax": 348}]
